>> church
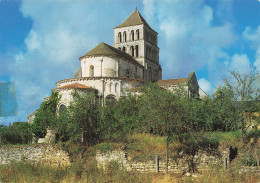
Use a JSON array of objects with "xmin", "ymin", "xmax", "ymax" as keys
[{"xmin": 28, "ymin": 9, "xmax": 206, "ymax": 123}]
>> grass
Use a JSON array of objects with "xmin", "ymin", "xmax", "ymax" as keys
[
  {"xmin": 1, "ymin": 160, "xmax": 258, "ymax": 183},
  {"xmin": 1, "ymin": 131, "xmax": 258, "ymax": 182},
  {"xmin": 198, "ymin": 131, "xmax": 243, "ymax": 148},
  {"xmin": 125, "ymin": 133, "xmax": 166, "ymax": 154},
  {"xmin": 184, "ymin": 163, "xmax": 260, "ymax": 183},
  {"xmin": 0, "ymin": 160, "xmax": 151, "ymax": 183}
]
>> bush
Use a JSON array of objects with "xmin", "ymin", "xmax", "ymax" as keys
[{"xmin": 0, "ymin": 122, "xmax": 32, "ymax": 145}]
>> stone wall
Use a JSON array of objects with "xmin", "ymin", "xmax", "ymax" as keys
[
  {"xmin": 0, "ymin": 144, "xmax": 70, "ymax": 167},
  {"xmin": 96, "ymin": 149, "xmax": 230, "ymax": 173}
]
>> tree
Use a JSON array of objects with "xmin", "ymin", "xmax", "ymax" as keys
[
  {"xmin": 223, "ymin": 70, "xmax": 260, "ymax": 141},
  {"xmin": 31, "ymin": 91, "xmax": 60, "ymax": 137},
  {"xmin": 138, "ymin": 83, "xmax": 195, "ymax": 173},
  {"xmin": 0, "ymin": 122, "xmax": 32, "ymax": 144},
  {"xmin": 63, "ymin": 91, "xmax": 102, "ymax": 146}
]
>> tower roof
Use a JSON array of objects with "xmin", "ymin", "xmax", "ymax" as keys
[
  {"xmin": 115, "ymin": 9, "xmax": 154, "ymax": 31},
  {"xmin": 80, "ymin": 42, "xmax": 142, "ymax": 66}
]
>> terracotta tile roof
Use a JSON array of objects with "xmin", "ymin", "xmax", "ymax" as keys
[
  {"xmin": 157, "ymin": 78, "xmax": 187, "ymax": 86},
  {"xmin": 115, "ymin": 9, "xmax": 153, "ymax": 31},
  {"xmin": 58, "ymin": 83, "xmax": 93, "ymax": 89}
]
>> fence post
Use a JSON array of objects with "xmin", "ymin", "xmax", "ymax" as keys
[
  {"xmin": 155, "ymin": 154, "xmax": 159, "ymax": 172},
  {"xmin": 224, "ymin": 157, "xmax": 228, "ymax": 170}
]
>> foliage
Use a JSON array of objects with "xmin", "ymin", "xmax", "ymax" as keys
[
  {"xmin": 100, "ymin": 94, "xmax": 144, "ymax": 141},
  {"xmin": 223, "ymin": 70, "xmax": 260, "ymax": 141},
  {"xmin": 0, "ymin": 122, "xmax": 32, "ymax": 145},
  {"xmin": 31, "ymin": 91, "xmax": 60, "ymax": 138},
  {"xmin": 55, "ymin": 91, "xmax": 102, "ymax": 146}
]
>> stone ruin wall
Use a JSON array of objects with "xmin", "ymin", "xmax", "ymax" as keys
[
  {"xmin": 0, "ymin": 144, "xmax": 231, "ymax": 174},
  {"xmin": 0, "ymin": 144, "xmax": 70, "ymax": 167},
  {"xmin": 96, "ymin": 149, "xmax": 230, "ymax": 173}
]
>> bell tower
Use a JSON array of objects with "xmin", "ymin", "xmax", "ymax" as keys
[{"xmin": 113, "ymin": 9, "xmax": 162, "ymax": 82}]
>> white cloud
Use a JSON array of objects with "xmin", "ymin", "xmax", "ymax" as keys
[
  {"xmin": 198, "ymin": 78, "xmax": 212, "ymax": 94},
  {"xmin": 243, "ymin": 26, "xmax": 260, "ymax": 73},
  {"xmin": 142, "ymin": 0, "xmax": 236, "ymax": 80},
  {"xmin": 230, "ymin": 54, "xmax": 251, "ymax": 74},
  {"xmin": 7, "ymin": 0, "xmax": 131, "ymax": 121}
]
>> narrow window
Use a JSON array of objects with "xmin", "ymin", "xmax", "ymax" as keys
[
  {"xmin": 122, "ymin": 47, "xmax": 126, "ymax": 52},
  {"xmin": 123, "ymin": 31, "xmax": 127, "ymax": 42},
  {"xmin": 118, "ymin": 32, "xmax": 122, "ymax": 43},
  {"xmin": 131, "ymin": 46, "xmax": 134, "ymax": 57},
  {"xmin": 135, "ymin": 45, "xmax": 139, "ymax": 57},
  {"xmin": 131, "ymin": 30, "xmax": 134, "ymax": 41},
  {"xmin": 136, "ymin": 29, "xmax": 140, "ymax": 40},
  {"xmin": 59, "ymin": 105, "xmax": 67, "ymax": 118},
  {"xmin": 89, "ymin": 65, "xmax": 94, "ymax": 77}
]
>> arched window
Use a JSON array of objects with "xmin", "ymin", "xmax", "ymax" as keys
[
  {"xmin": 118, "ymin": 32, "xmax": 122, "ymax": 43},
  {"xmin": 59, "ymin": 105, "xmax": 67, "ymax": 118},
  {"xmin": 131, "ymin": 30, "xmax": 134, "ymax": 41},
  {"xmin": 130, "ymin": 46, "xmax": 134, "ymax": 57},
  {"xmin": 122, "ymin": 47, "xmax": 126, "ymax": 52},
  {"xmin": 153, "ymin": 35, "xmax": 156, "ymax": 44},
  {"xmin": 136, "ymin": 29, "xmax": 140, "ymax": 40},
  {"xmin": 135, "ymin": 45, "xmax": 139, "ymax": 57},
  {"xmin": 118, "ymin": 47, "xmax": 121, "ymax": 50},
  {"xmin": 123, "ymin": 31, "xmax": 127, "ymax": 42},
  {"xmin": 105, "ymin": 95, "xmax": 116, "ymax": 106},
  {"xmin": 89, "ymin": 65, "xmax": 94, "ymax": 77}
]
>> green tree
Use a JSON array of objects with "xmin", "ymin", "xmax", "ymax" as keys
[
  {"xmin": 138, "ymin": 83, "xmax": 193, "ymax": 173},
  {"xmin": 31, "ymin": 91, "xmax": 60, "ymax": 137},
  {"xmin": 63, "ymin": 91, "xmax": 102, "ymax": 146},
  {"xmin": 223, "ymin": 70, "xmax": 260, "ymax": 141},
  {"xmin": 0, "ymin": 122, "xmax": 32, "ymax": 144}
]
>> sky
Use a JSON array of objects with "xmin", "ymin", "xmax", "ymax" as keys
[{"xmin": 0, "ymin": 0, "xmax": 259, "ymax": 124}]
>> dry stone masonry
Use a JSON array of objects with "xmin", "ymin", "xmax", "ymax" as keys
[
  {"xmin": 96, "ymin": 149, "xmax": 230, "ymax": 173},
  {"xmin": 0, "ymin": 144, "xmax": 70, "ymax": 167}
]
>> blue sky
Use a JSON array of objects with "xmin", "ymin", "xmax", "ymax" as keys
[{"xmin": 0, "ymin": 0, "xmax": 259, "ymax": 124}]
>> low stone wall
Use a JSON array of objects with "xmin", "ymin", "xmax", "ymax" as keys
[
  {"xmin": 0, "ymin": 144, "xmax": 70, "ymax": 167},
  {"xmin": 96, "ymin": 149, "xmax": 229, "ymax": 173}
]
